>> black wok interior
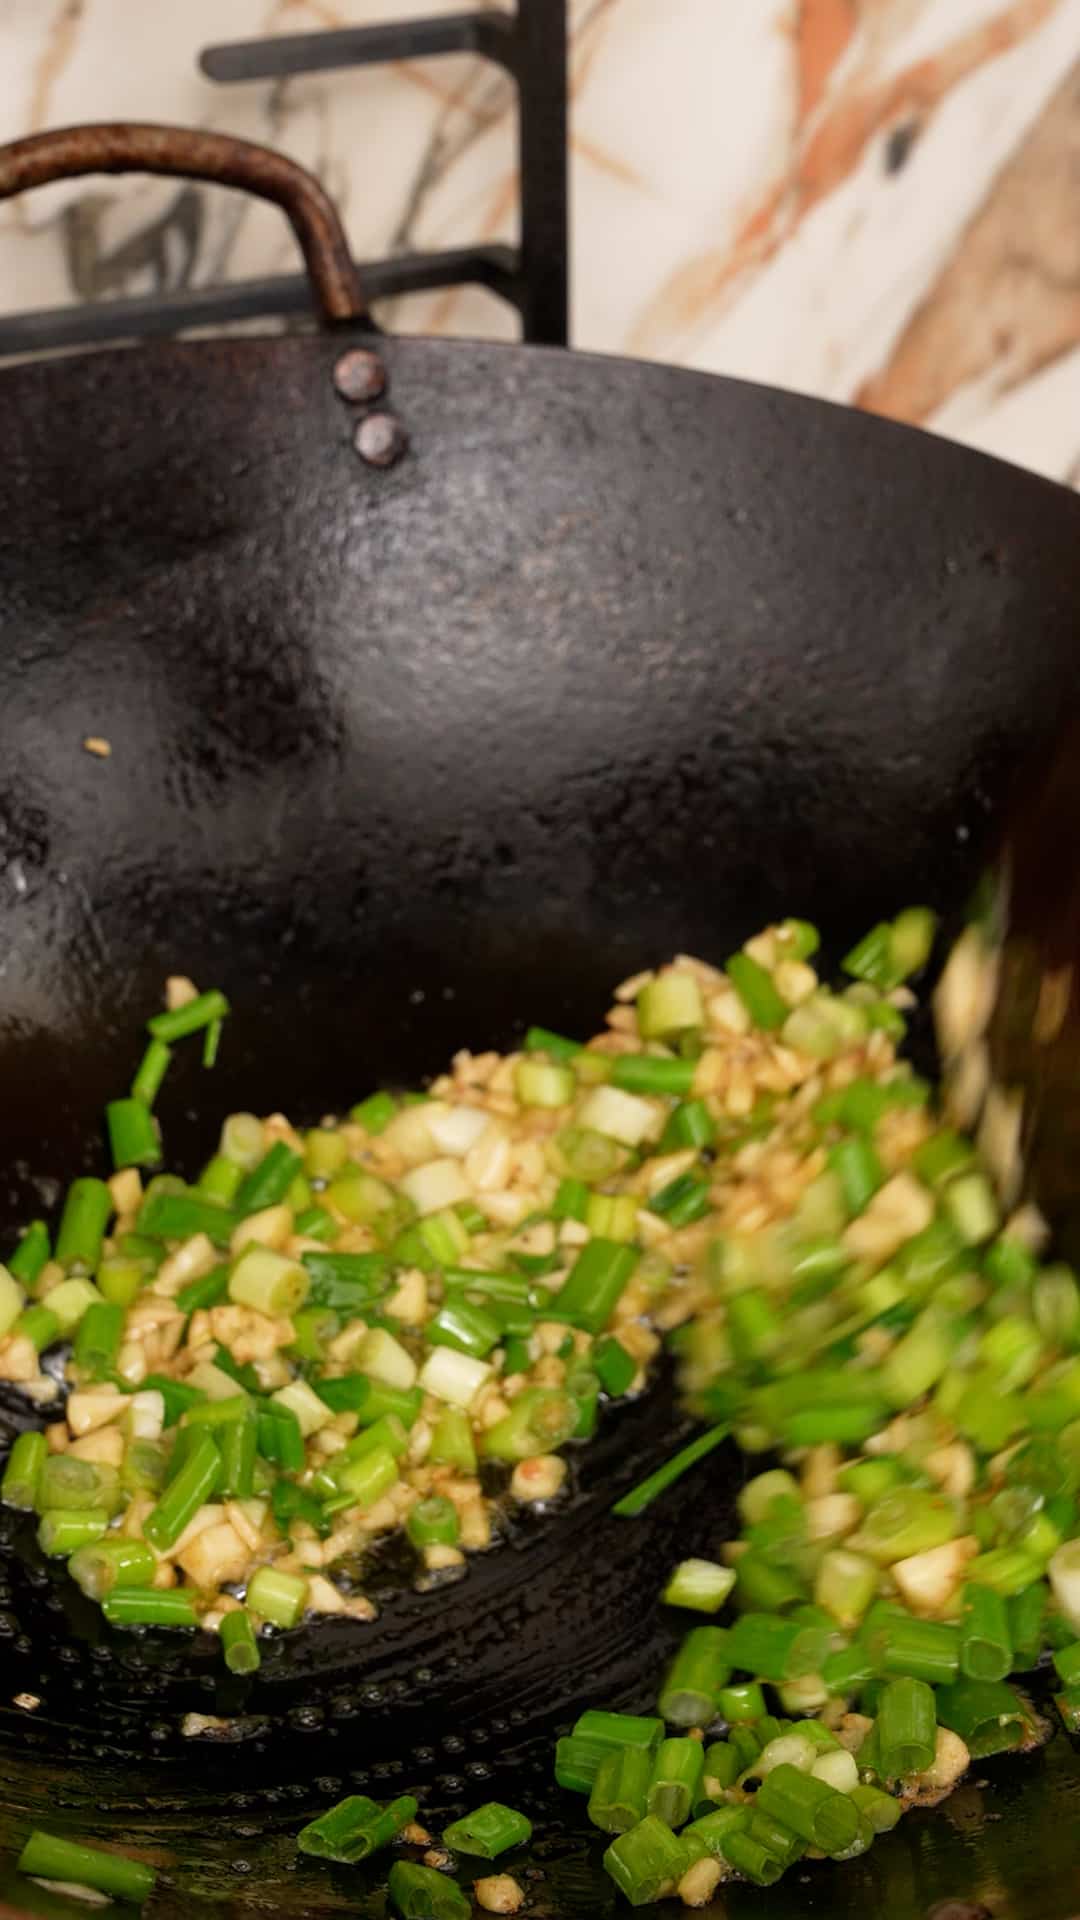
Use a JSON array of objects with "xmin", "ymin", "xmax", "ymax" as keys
[{"xmin": 1, "ymin": 331, "xmax": 1080, "ymax": 1916}]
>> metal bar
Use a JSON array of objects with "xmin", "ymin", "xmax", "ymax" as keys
[
  {"xmin": 512, "ymin": 0, "xmax": 569, "ymax": 345},
  {"xmin": 0, "ymin": 123, "xmax": 366, "ymax": 326},
  {"xmin": 0, "ymin": 244, "xmax": 521, "ymax": 359},
  {"xmin": 200, "ymin": 13, "xmax": 516, "ymax": 83},
  {"xmin": 201, "ymin": 3, "xmax": 569, "ymax": 348}
]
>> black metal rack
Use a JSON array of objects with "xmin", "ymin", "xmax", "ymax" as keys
[{"xmin": 0, "ymin": 1, "xmax": 568, "ymax": 359}]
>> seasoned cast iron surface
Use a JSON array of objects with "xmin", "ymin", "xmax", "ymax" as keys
[{"xmin": 0, "ymin": 333, "xmax": 1079, "ymax": 1914}]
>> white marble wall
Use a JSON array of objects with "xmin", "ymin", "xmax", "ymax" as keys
[{"xmin": 2, "ymin": 0, "xmax": 1080, "ymax": 481}]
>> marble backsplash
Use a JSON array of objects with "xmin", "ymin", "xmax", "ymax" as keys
[{"xmin": 2, "ymin": 0, "xmax": 1080, "ymax": 483}]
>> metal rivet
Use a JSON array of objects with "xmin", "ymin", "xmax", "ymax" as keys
[
  {"xmin": 354, "ymin": 410, "xmax": 409, "ymax": 469},
  {"xmin": 332, "ymin": 347, "xmax": 387, "ymax": 404}
]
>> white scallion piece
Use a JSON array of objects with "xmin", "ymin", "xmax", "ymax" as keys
[
  {"xmin": 357, "ymin": 1328, "xmax": 418, "ymax": 1390},
  {"xmin": 426, "ymin": 1105, "xmax": 491, "ymax": 1158},
  {"xmin": 1049, "ymin": 1539, "xmax": 1080, "ymax": 1634},
  {"xmin": 811, "ymin": 1749, "xmax": 859, "ymax": 1794},
  {"xmin": 418, "ymin": 1347, "xmax": 492, "ymax": 1407},
  {"xmin": 272, "ymin": 1378, "xmax": 334, "ymax": 1437},
  {"xmin": 575, "ymin": 1085, "xmax": 658, "ymax": 1147},
  {"xmin": 399, "ymin": 1158, "xmax": 471, "ymax": 1216}
]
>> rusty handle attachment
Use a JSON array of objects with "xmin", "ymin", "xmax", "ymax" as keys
[{"xmin": 0, "ymin": 121, "xmax": 366, "ymax": 326}]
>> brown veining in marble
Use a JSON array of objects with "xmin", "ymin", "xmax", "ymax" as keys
[
  {"xmin": 392, "ymin": 58, "xmax": 496, "ymax": 117},
  {"xmin": 628, "ymin": 0, "xmax": 1060, "ymax": 357},
  {"xmin": 800, "ymin": 0, "xmax": 1056, "ymax": 200},
  {"xmin": 857, "ymin": 56, "xmax": 1080, "ymax": 421},
  {"xmin": 270, "ymin": 0, "xmax": 349, "ymax": 26},
  {"xmin": 27, "ymin": 0, "xmax": 82, "ymax": 134},
  {"xmin": 797, "ymin": 0, "xmax": 857, "ymax": 119},
  {"xmin": 387, "ymin": 69, "xmax": 511, "ymax": 254},
  {"xmin": 573, "ymin": 0, "xmax": 626, "ymax": 94},
  {"xmin": 380, "ymin": 0, "xmax": 636, "ymax": 336},
  {"xmin": 420, "ymin": 166, "xmax": 519, "ymax": 333},
  {"xmin": 572, "ymin": 131, "xmax": 645, "ymax": 188},
  {"xmin": 14, "ymin": 0, "xmax": 84, "ymax": 230}
]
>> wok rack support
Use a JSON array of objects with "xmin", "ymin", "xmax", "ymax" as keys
[{"xmin": 0, "ymin": 1, "xmax": 568, "ymax": 359}]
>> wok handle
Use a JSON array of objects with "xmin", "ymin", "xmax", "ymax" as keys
[{"xmin": 0, "ymin": 122, "xmax": 366, "ymax": 326}]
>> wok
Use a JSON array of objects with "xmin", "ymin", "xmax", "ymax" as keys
[{"xmin": 0, "ymin": 124, "xmax": 1078, "ymax": 1920}]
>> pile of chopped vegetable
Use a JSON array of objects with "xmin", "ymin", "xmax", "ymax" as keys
[
  {"xmin": 5, "ymin": 907, "xmax": 1080, "ymax": 1910},
  {"xmin": 550, "ymin": 911, "xmax": 1080, "ymax": 1905}
]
